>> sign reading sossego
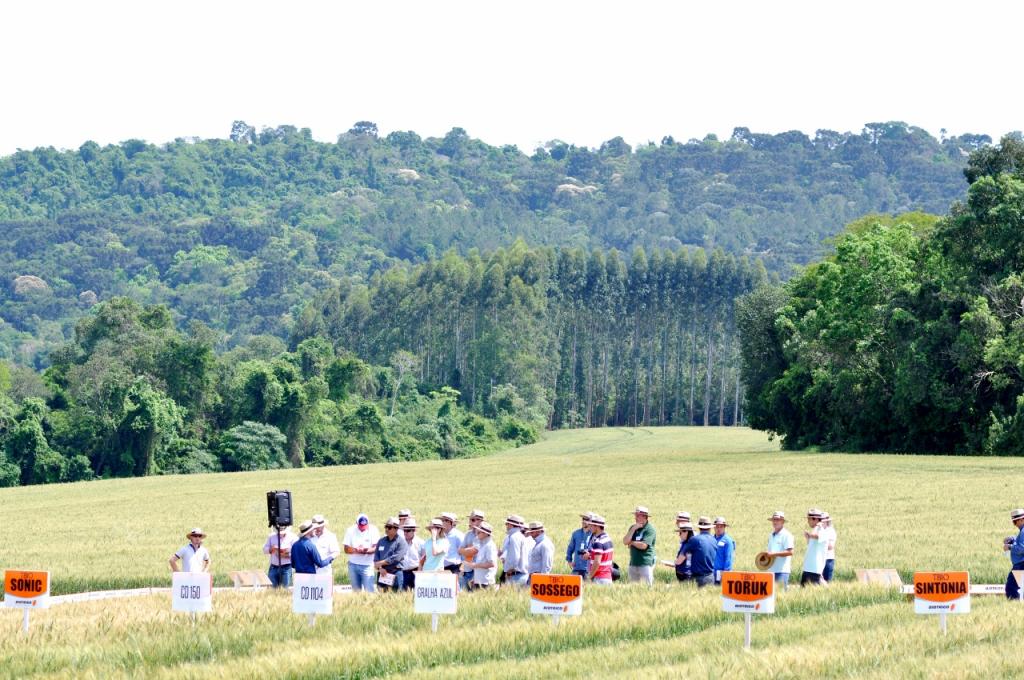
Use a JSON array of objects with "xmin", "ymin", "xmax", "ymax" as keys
[{"xmin": 530, "ymin": 574, "xmax": 583, "ymax": 616}]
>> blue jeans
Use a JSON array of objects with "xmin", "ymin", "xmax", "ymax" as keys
[
  {"xmin": 693, "ymin": 573, "xmax": 714, "ymax": 588},
  {"xmin": 774, "ymin": 572, "xmax": 790, "ymax": 591},
  {"xmin": 348, "ymin": 563, "xmax": 376, "ymax": 592},
  {"xmin": 460, "ymin": 570, "xmax": 474, "ymax": 590},
  {"xmin": 571, "ymin": 569, "xmax": 589, "ymax": 578},
  {"xmin": 822, "ymin": 559, "xmax": 835, "ymax": 582},
  {"xmin": 268, "ymin": 564, "xmax": 292, "ymax": 588},
  {"xmin": 1006, "ymin": 562, "xmax": 1024, "ymax": 599}
]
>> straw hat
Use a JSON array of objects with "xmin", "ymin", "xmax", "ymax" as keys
[
  {"xmin": 1011, "ymin": 508, "xmax": 1024, "ymax": 522},
  {"xmin": 440, "ymin": 512, "xmax": 458, "ymax": 523},
  {"xmin": 589, "ymin": 515, "xmax": 606, "ymax": 528},
  {"xmin": 398, "ymin": 509, "xmax": 412, "ymax": 518},
  {"xmin": 384, "ymin": 516, "xmax": 400, "ymax": 529},
  {"xmin": 755, "ymin": 552, "xmax": 775, "ymax": 570},
  {"xmin": 819, "ymin": 511, "xmax": 831, "ymax": 521},
  {"xmin": 696, "ymin": 516, "xmax": 713, "ymax": 530},
  {"xmin": 299, "ymin": 520, "xmax": 316, "ymax": 537},
  {"xmin": 768, "ymin": 511, "xmax": 786, "ymax": 522},
  {"xmin": 677, "ymin": 522, "xmax": 694, "ymax": 533},
  {"xmin": 676, "ymin": 511, "xmax": 691, "ymax": 522},
  {"xmin": 312, "ymin": 514, "xmax": 327, "ymax": 526},
  {"xmin": 428, "ymin": 518, "xmax": 444, "ymax": 530},
  {"xmin": 186, "ymin": 527, "xmax": 206, "ymax": 538},
  {"xmin": 580, "ymin": 511, "xmax": 595, "ymax": 521},
  {"xmin": 713, "ymin": 516, "xmax": 729, "ymax": 527},
  {"xmin": 505, "ymin": 514, "xmax": 526, "ymax": 528},
  {"xmin": 527, "ymin": 521, "xmax": 545, "ymax": 531},
  {"xmin": 469, "ymin": 509, "xmax": 486, "ymax": 520},
  {"xmin": 403, "ymin": 518, "xmax": 418, "ymax": 530},
  {"xmin": 634, "ymin": 505, "xmax": 651, "ymax": 516},
  {"xmin": 807, "ymin": 508, "xmax": 823, "ymax": 518},
  {"xmin": 477, "ymin": 521, "xmax": 493, "ymax": 536}
]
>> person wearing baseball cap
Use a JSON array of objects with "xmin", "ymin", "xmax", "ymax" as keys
[
  {"xmin": 712, "ymin": 517, "xmax": 735, "ymax": 585},
  {"xmin": 169, "ymin": 527, "xmax": 210, "ymax": 573},
  {"xmin": 1004, "ymin": 508, "xmax": 1024, "ymax": 598},
  {"xmin": 292, "ymin": 521, "xmax": 335, "ymax": 575},
  {"xmin": 466, "ymin": 521, "xmax": 497, "ymax": 588},
  {"xmin": 458, "ymin": 510, "xmax": 486, "ymax": 590},
  {"xmin": 800, "ymin": 508, "xmax": 826, "ymax": 586},
  {"xmin": 587, "ymin": 515, "xmax": 614, "ymax": 585},
  {"xmin": 501, "ymin": 514, "xmax": 530, "ymax": 587},
  {"xmin": 623, "ymin": 506, "xmax": 657, "ymax": 585},
  {"xmin": 566, "ymin": 512, "xmax": 595, "ymax": 577},
  {"xmin": 343, "ymin": 514, "xmax": 380, "ymax": 592},
  {"xmin": 765, "ymin": 511, "xmax": 795, "ymax": 590},
  {"xmin": 527, "ymin": 521, "xmax": 555, "ymax": 576}
]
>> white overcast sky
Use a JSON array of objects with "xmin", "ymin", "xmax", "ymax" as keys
[{"xmin": 1, "ymin": 1, "xmax": 1021, "ymax": 156}]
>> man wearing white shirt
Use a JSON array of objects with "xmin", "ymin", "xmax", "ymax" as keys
[
  {"xmin": 343, "ymin": 513, "xmax": 380, "ymax": 592},
  {"xmin": 169, "ymin": 527, "xmax": 211, "ymax": 573},
  {"xmin": 440, "ymin": 512, "xmax": 464, "ymax": 575},
  {"xmin": 765, "ymin": 511, "xmax": 794, "ymax": 590},
  {"xmin": 800, "ymin": 508, "xmax": 826, "ymax": 586},
  {"xmin": 311, "ymin": 514, "xmax": 341, "ymax": 582},
  {"xmin": 818, "ymin": 512, "xmax": 837, "ymax": 583},
  {"xmin": 399, "ymin": 518, "xmax": 424, "ymax": 591}
]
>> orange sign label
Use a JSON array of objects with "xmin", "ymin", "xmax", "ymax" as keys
[
  {"xmin": 721, "ymin": 571, "xmax": 773, "ymax": 602},
  {"xmin": 913, "ymin": 572, "xmax": 969, "ymax": 603},
  {"xmin": 4, "ymin": 570, "xmax": 49, "ymax": 599},
  {"xmin": 530, "ymin": 574, "xmax": 583, "ymax": 604}
]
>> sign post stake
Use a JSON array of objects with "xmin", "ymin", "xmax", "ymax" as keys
[
  {"xmin": 22, "ymin": 609, "xmax": 29, "ymax": 634},
  {"xmin": 308, "ymin": 613, "xmax": 316, "ymax": 627},
  {"xmin": 939, "ymin": 612, "xmax": 947, "ymax": 635},
  {"xmin": 551, "ymin": 614, "xmax": 561, "ymax": 627},
  {"xmin": 744, "ymin": 612, "xmax": 752, "ymax": 650},
  {"xmin": 431, "ymin": 613, "xmax": 439, "ymax": 633}
]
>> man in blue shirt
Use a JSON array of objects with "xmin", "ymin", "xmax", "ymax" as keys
[
  {"xmin": 1004, "ymin": 508, "xmax": 1024, "ymax": 599},
  {"xmin": 683, "ymin": 516, "xmax": 718, "ymax": 587},
  {"xmin": 713, "ymin": 516, "xmax": 736, "ymax": 585},
  {"xmin": 292, "ymin": 520, "xmax": 335, "ymax": 574},
  {"xmin": 566, "ymin": 512, "xmax": 594, "ymax": 577},
  {"xmin": 373, "ymin": 517, "xmax": 408, "ymax": 592}
]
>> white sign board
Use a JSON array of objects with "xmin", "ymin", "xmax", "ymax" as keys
[
  {"xmin": 171, "ymin": 572, "xmax": 212, "ymax": 613},
  {"xmin": 292, "ymin": 572, "xmax": 333, "ymax": 615},
  {"xmin": 414, "ymin": 571, "xmax": 458, "ymax": 615}
]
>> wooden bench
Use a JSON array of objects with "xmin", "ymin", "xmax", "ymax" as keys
[{"xmin": 228, "ymin": 570, "xmax": 274, "ymax": 590}]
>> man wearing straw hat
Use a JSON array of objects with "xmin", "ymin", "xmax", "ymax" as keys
[
  {"xmin": 399, "ymin": 517, "xmax": 423, "ymax": 591},
  {"xmin": 527, "ymin": 521, "xmax": 555, "ymax": 576},
  {"xmin": 712, "ymin": 517, "xmax": 735, "ymax": 585},
  {"xmin": 566, "ymin": 512, "xmax": 595, "ymax": 577},
  {"xmin": 818, "ymin": 511, "xmax": 837, "ymax": 583},
  {"xmin": 587, "ymin": 515, "xmax": 614, "ymax": 585},
  {"xmin": 292, "ymin": 520, "xmax": 335, "ymax": 574},
  {"xmin": 501, "ymin": 514, "xmax": 531, "ymax": 587},
  {"xmin": 800, "ymin": 508, "xmax": 827, "ymax": 586},
  {"xmin": 465, "ymin": 521, "xmax": 498, "ymax": 588},
  {"xmin": 623, "ymin": 506, "xmax": 657, "ymax": 585},
  {"xmin": 458, "ymin": 509, "xmax": 485, "ymax": 590},
  {"xmin": 763, "ymin": 511, "xmax": 795, "ymax": 590},
  {"xmin": 170, "ymin": 528, "xmax": 211, "ymax": 573},
  {"xmin": 373, "ymin": 516, "xmax": 408, "ymax": 592},
  {"xmin": 675, "ymin": 511, "xmax": 692, "ymax": 528},
  {"xmin": 312, "ymin": 514, "xmax": 341, "ymax": 583},
  {"xmin": 262, "ymin": 524, "xmax": 297, "ymax": 588},
  {"xmin": 1003, "ymin": 508, "xmax": 1024, "ymax": 599},
  {"xmin": 440, "ymin": 512, "xmax": 464, "ymax": 576},
  {"xmin": 683, "ymin": 517, "xmax": 717, "ymax": 587}
]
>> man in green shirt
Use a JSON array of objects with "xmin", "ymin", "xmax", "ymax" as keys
[{"xmin": 622, "ymin": 505, "xmax": 657, "ymax": 585}]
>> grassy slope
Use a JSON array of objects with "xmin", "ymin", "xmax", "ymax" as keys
[{"xmin": 2, "ymin": 427, "xmax": 1022, "ymax": 678}]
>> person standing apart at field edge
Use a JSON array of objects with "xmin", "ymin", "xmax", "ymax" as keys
[
  {"xmin": 587, "ymin": 516, "xmax": 615, "ymax": 585},
  {"xmin": 421, "ymin": 518, "xmax": 449, "ymax": 572},
  {"xmin": 501, "ymin": 514, "xmax": 530, "ymax": 587},
  {"xmin": 311, "ymin": 514, "xmax": 341, "ymax": 583},
  {"xmin": 566, "ymin": 512, "xmax": 595, "ymax": 577},
  {"xmin": 765, "ymin": 511, "xmax": 795, "ymax": 590},
  {"xmin": 713, "ymin": 517, "xmax": 735, "ymax": 585},
  {"xmin": 527, "ymin": 521, "xmax": 555, "ymax": 575},
  {"xmin": 263, "ymin": 524, "xmax": 297, "ymax": 588},
  {"xmin": 440, "ymin": 512, "xmax": 464, "ymax": 576},
  {"xmin": 800, "ymin": 509, "xmax": 826, "ymax": 586},
  {"xmin": 343, "ymin": 514, "xmax": 380, "ymax": 592},
  {"xmin": 818, "ymin": 512, "xmax": 837, "ymax": 583},
  {"xmin": 466, "ymin": 521, "xmax": 497, "ymax": 588},
  {"xmin": 623, "ymin": 506, "xmax": 657, "ymax": 585},
  {"xmin": 459, "ymin": 510, "xmax": 485, "ymax": 590},
  {"xmin": 1003, "ymin": 508, "xmax": 1024, "ymax": 599},
  {"xmin": 291, "ymin": 521, "xmax": 334, "ymax": 574},
  {"xmin": 170, "ymin": 527, "xmax": 211, "ymax": 573},
  {"xmin": 399, "ymin": 518, "xmax": 423, "ymax": 591}
]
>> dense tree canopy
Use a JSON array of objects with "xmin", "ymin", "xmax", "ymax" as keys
[{"xmin": 738, "ymin": 135, "xmax": 1024, "ymax": 454}]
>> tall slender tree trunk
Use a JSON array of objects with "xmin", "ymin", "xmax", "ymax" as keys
[
  {"xmin": 733, "ymin": 372, "xmax": 741, "ymax": 426},
  {"xmin": 703, "ymin": 326, "xmax": 714, "ymax": 427}
]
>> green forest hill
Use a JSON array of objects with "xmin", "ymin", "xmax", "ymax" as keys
[{"xmin": 0, "ymin": 121, "xmax": 983, "ymax": 366}]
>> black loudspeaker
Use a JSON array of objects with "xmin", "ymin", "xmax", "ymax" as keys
[{"xmin": 267, "ymin": 490, "xmax": 293, "ymax": 527}]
